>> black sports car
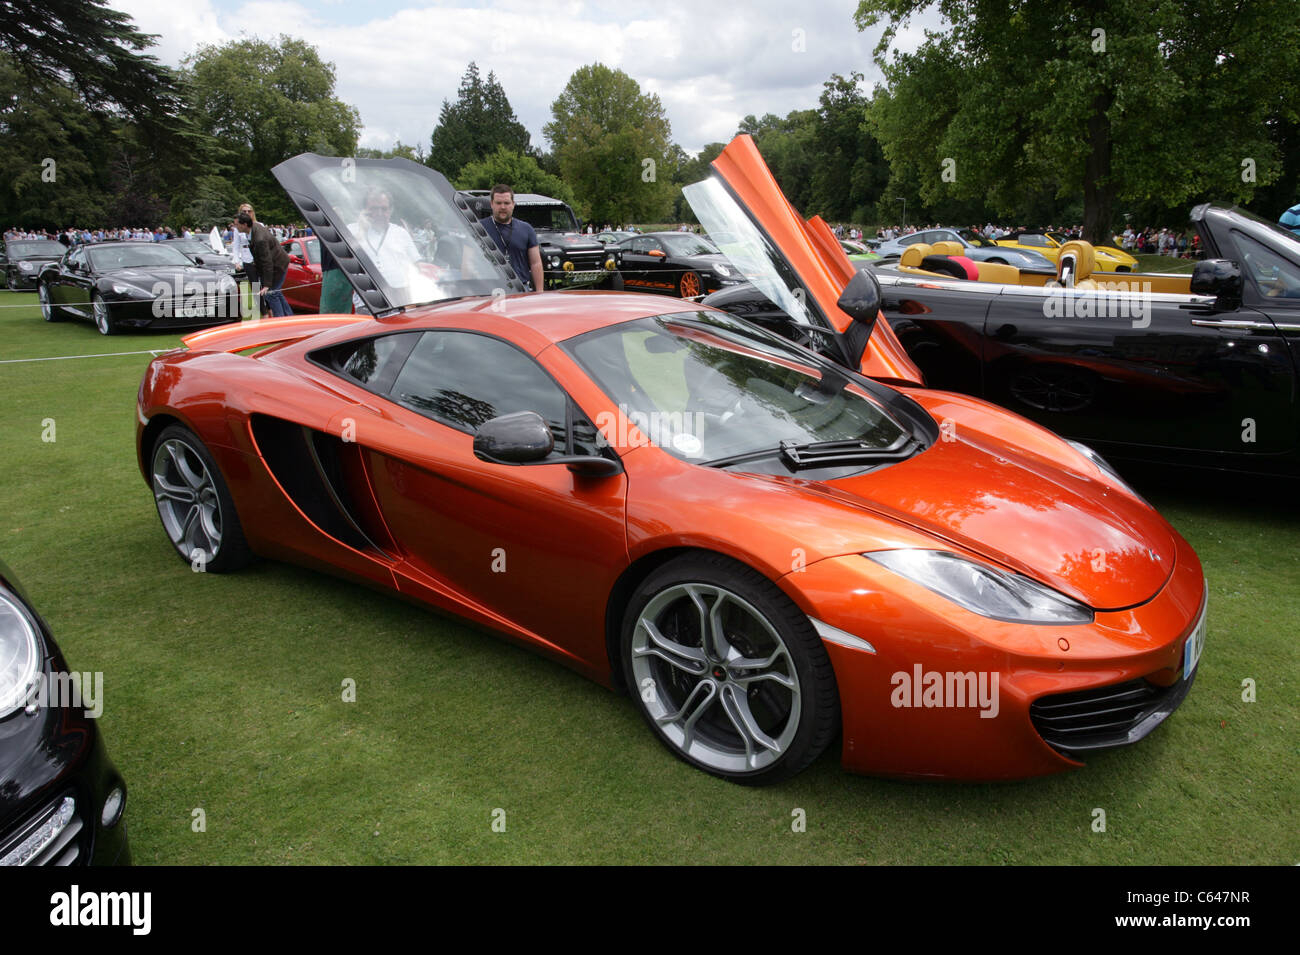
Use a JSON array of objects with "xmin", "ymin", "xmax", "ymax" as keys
[
  {"xmin": 38, "ymin": 241, "xmax": 242, "ymax": 335},
  {"xmin": 704, "ymin": 203, "xmax": 1300, "ymax": 477},
  {"xmin": 0, "ymin": 558, "xmax": 130, "ymax": 865},
  {"xmin": 162, "ymin": 237, "xmax": 237, "ymax": 277},
  {"xmin": 3, "ymin": 238, "xmax": 66, "ymax": 290},
  {"xmin": 611, "ymin": 232, "xmax": 745, "ymax": 298}
]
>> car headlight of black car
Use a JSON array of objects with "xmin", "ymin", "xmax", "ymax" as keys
[
  {"xmin": 714, "ymin": 263, "xmax": 733, "ymax": 277},
  {"xmin": 0, "ymin": 586, "xmax": 42, "ymax": 718},
  {"xmin": 17, "ymin": 262, "xmax": 34, "ymax": 272}
]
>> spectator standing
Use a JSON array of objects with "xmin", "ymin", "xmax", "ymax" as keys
[
  {"xmin": 478, "ymin": 184, "xmax": 543, "ymax": 291},
  {"xmin": 236, "ymin": 211, "xmax": 291, "ymax": 317}
]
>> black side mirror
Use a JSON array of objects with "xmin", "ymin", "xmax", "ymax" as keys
[
  {"xmin": 474, "ymin": 411, "xmax": 553, "ymax": 463},
  {"xmin": 474, "ymin": 411, "xmax": 622, "ymax": 476},
  {"xmin": 836, "ymin": 268, "xmax": 882, "ymax": 335},
  {"xmin": 1190, "ymin": 258, "xmax": 1242, "ymax": 309}
]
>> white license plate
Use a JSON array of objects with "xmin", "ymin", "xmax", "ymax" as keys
[
  {"xmin": 1183, "ymin": 599, "xmax": 1207, "ymax": 679},
  {"xmin": 563, "ymin": 271, "xmax": 605, "ymax": 283}
]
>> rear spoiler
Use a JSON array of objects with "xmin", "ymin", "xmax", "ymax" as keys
[{"xmin": 181, "ymin": 315, "xmax": 366, "ymax": 353}]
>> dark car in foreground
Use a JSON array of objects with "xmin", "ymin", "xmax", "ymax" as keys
[
  {"xmin": 611, "ymin": 231, "xmax": 745, "ymax": 298},
  {"xmin": 0, "ymin": 559, "xmax": 129, "ymax": 865},
  {"xmin": 4, "ymin": 238, "xmax": 67, "ymax": 290},
  {"xmin": 38, "ymin": 241, "xmax": 241, "ymax": 335}
]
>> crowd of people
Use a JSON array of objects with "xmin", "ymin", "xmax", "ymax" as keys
[{"xmin": 3, "ymin": 223, "xmax": 306, "ymax": 246}]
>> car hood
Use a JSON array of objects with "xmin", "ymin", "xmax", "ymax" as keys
[
  {"xmin": 273, "ymin": 153, "xmax": 521, "ymax": 315},
  {"xmin": 792, "ymin": 434, "xmax": 1175, "ymax": 610},
  {"xmin": 105, "ymin": 266, "xmax": 232, "ymax": 290},
  {"xmin": 684, "ymin": 136, "xmax": 922, "ymax": 386},
  {"xmin": 539, "ymin": 232, "xmax": 605, "ymax": 252},
  {"xmin": 13, "ymin": 254, "xmax": 61, "ymax": 265}
]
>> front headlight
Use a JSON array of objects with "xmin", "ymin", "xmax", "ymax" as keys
[
  {"xmin": 18, "ymin": 262, "xmax": 34, "ymax": 271},
  {"xmin": 0, "ymin": 588, "xmax": 42, "ymax": 717},
  {"xmin": 714, "ymin": 263, "xmax": 732, "ymax": 277},
  {"xmin": 110, "ymin": 283, "xmax": 133, "ymax": 295},
  {"xmin": 865, "ymin": 550, "xmax": 1093, "ymax": 624}
]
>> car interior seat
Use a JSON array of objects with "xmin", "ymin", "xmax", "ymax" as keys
[{"xmin": 1056, "ymin": 240, "xmax": 1099, "ymax": 290}]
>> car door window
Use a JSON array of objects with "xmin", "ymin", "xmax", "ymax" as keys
[
  {"xmin": 1232, "ymin": 231, "xmax": 1300, "ymax": 300},
  {"xmin": 389, "ymin": 330, "xmax": 580, "ymax": 452},
  {"xmin": 1020, "ymin": 235, "xmax": 1047, "ymax": 247},
  {"xmin": 66, "ymin": 247, "xmax": 85, "ymax": 271}
]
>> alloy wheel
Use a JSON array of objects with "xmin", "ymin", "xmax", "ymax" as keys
[
  {"xmin": 152, "ymin": 438, "xmax": 224, "ymax": 565},
  {"xmin": 630, "ymin": 582, "xmax": 800, "ymax": 774}
]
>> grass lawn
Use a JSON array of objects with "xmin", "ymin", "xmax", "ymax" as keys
[
  {"xmin": 1131, "ymin": 254, "xmax": 1197, "ymax": 274},
  {"xmin": 0, "ymin": 289, "xmax": 1296, "ymax": 864}
]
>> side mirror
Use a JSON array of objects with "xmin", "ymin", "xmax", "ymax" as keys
[
  {"xmin": 474, "ymin": 411, "xmax": 553, "ymax": 463},
  {"xmin": 290, "ymin": 254, "xmax": 305, "ymax": 265},
  {"xmin": 194, "ymin": 255, "xmax": 206, "ymax": 265},
  {"xmin": 647, "ymin": 249, "xmax": 667, "ymax": 258},
  {"xmin": 836, "ymin": 268, "xmax": 882, "ymax": 335},
  {"xmin": 474, "ymin": 411, "xmax": 622, "ymax": 476},
  {"xmin": 1190, "ymin": 258, "xmax": 1241, "ymax": 309}
]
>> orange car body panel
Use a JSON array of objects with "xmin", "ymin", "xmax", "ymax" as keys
[{"xmin": 136, "ymin": 139, "xmax": 1206, "ymax": 780}]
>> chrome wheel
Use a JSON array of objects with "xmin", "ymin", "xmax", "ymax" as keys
[
  {"xmin": 92, "ymin": 294, "xmax": 113, "ymax": 335},
  {"xmin": 38, "ymin": 283, "xmax": 53, "ymax": 321},
  {"xmin": 152, "ymin": 438, "xmax": 223, "ymax": 564},
  {"xmin": 630, "ymin": 581, "xmax": 801, "ymax": 775}
]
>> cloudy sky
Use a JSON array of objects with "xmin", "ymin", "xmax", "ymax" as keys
[{"xmin": 113, "ymin": 0, "xmax": 933, "ymax": 156}]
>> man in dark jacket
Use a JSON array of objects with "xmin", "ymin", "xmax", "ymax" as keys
[{"xmin": 236, "ymin": 211, "xmax": 291, "ymax": 316}]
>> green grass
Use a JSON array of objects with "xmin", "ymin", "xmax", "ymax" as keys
[
  {"xmin": 1, "ymin": 288, "xmax": 1296, "ymax": 864},
  {"xmin": 1131, "ymin": 254, "xmax": 1197, "ymax": 274}
]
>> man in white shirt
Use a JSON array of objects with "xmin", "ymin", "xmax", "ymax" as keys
[{"xmin": 346, "ymin": 188, "xmax": 423, "ymax": 308}]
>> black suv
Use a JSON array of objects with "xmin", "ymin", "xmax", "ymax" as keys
[{"xmin": 458, "ymin": 191, "xmax": 620, "ymax": 289}]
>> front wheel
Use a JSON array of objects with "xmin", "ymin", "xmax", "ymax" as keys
[
  {"xmin": 621, "ymin": 553, "xmax": 839, "ymax": 784},
  {"xmin": 92, "ymin": 293, "xmax": 116, "ymax": 335},
  {"xmin": 150, "ymin": 425, "xmax": 253, "ymax": 573},
  {"xmin": 38, "ymin": 283, "xmax": 60, "ymax": 321}
]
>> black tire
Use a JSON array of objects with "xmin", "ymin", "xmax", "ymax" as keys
[
  {"xmin": 987, "ymin": 257, "xmax": 1007, "ymax": 265},
  {"xmin": 149, "ymin": 424, "xmax": 253, "ymax": 573},
  {"xmin": 620, "ymin": 552, "xmax": 839, "ymax": 785},
  {"xmin": 91, "ymin": 292, "xmax": 116, "ymax": 335},
  {"xmin": 38, "ymin": 282, "xmax": 61, "ymax": 321}
]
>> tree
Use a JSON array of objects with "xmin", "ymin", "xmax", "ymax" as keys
[
  {"xmin": 182, "ymin": 36, "xmax": 361, "ymax": 223},
  {"xmin": 455, "ymin": 146, "xmax": 577, "ymax": 206},
  {"xmin": 856, "ymin": 0, "xmax": 1300, "ymax": 240},
  {"xmin": 0, "ymin": 0, "xmax": 185, "ymax": 127},
  {"xmin": 357, "ymin": 140, "xmax": 426, "ymax": 162},
  {"xmin": 544, "ymin": 64, "xmax": 677, "ymax": 224},
  {"xmin": 427, "ymin": 63, "xmax": 531, "ymax": 175}
]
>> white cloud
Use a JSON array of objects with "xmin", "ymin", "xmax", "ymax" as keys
[{"xmin": 113, "ymin": 0, "xmax": 926, "ymax": 156}]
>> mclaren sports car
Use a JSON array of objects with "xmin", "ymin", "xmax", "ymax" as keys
[{"xmin": 134, "ymin": 148, "xmax": 1206, "ymax": 783}]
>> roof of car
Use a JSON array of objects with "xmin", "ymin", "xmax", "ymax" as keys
[{"xmin": 365, "ymin": 290, "xmax": 716, "ymax": 352}]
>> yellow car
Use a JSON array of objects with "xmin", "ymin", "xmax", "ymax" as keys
[{"xmin": 995, "ymin": 231, "xmax": 1138, "ymax": 272}]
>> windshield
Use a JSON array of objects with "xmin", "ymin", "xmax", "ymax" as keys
[
  {"xmin": 514, "ymin": 204, "xmax": 579, "ymax": 233},
  {"xmin": 87, "ymin": 245, "xmax": 194, "ymax": 270},
  {"xmin": 564, "ymin": 309, "xmax": 904, "ymax": 465},
  {"xmin": 170, "ymin": 240, "xmax": 217, "ymax": 256},
  {"xmin": 661, "ymin": 234, "xmax": 720, "ymax": 256},
  {"xmin": 283, "ymin": 157, "xmax": 513, "ymax": 309},
  {"xmin": 8, "ymin": 241, "xmax": 65, "ymax": 258},
  {"xmin": 683, "ymin": 177, "xmax": 819, "ymax": 333}
]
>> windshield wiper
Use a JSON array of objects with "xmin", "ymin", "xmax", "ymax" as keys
[{"xmin": 703, "ymin": 434, "xmax": 920, "ymax": 471}]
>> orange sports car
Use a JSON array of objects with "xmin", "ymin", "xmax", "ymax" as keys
[{"xmin": 135, "ymin": 144, "xmax": 1206, "ymax": 783}]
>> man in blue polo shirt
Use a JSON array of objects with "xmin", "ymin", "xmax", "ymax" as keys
[
  {"xmin": 479, "ymin": 184, "xmax": 544, "ymax": 291},
  {"xmin": 1281, "ymin": 201, "xmax": 1300, "ymax": 237}
]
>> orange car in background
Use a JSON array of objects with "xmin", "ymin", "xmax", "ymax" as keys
[{"xmin": 134, "ymin": 144, "xmax": 1205, "ymax": 782}]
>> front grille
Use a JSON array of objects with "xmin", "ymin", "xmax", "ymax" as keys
[
  {"xmin": 564, "ymin": 250, "xmax": 605, "ymax": 270},
  {"xmin": 0, "ymin": 792, "xmax": 86, "ymax": 865},
  {"xmin": 1030, "ymin": 669, "xmax": 1196, "ymax": 758}
]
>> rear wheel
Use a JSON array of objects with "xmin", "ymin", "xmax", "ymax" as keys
[
  {"xmin": 150, "ymin": 425, "xmax": 253, "ymax": 573},
  {"xmin": 621, "ymin": 553, "xmax": 839, "ymax": 784},
  {"xmin": 92, "ymin": 293, "xmax": 116, "ymax": 335}
]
